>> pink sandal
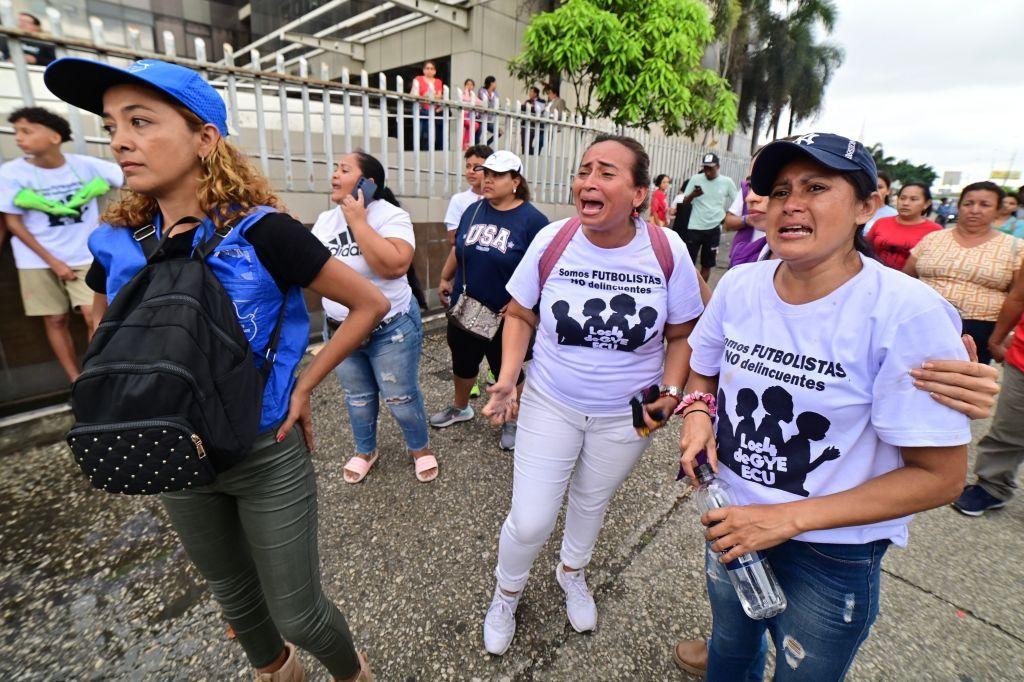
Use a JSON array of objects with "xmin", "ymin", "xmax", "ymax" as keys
[
  {"xmin": 343, "ymin": 453, "xmax": 379, "ymax": 484},
  {"xmin": 412, "ymin": 452, "xmax": 438, "ymax": 483}
]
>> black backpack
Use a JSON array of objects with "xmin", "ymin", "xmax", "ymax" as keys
[{"xmin": 66, "ymin": 218, "xmax": 284, "ymax": 495}]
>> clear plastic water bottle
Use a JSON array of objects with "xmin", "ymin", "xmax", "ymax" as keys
[{"xmin": 693, "ymin": 452, "xmax": 787, "ymax": 620}]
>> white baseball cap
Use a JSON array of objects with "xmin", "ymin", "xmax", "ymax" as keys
[{"xmin": 476, "ymin": 150, "xmax": 523, "ymax": 174}]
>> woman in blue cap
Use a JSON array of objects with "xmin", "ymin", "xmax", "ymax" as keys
[
  {"xmin": 674, "ymin": 133, "xmax": 975, "ymax": 680},
  {"xmin": 43, "ymin": 58, "xmax": 384, "ymax": 681}
]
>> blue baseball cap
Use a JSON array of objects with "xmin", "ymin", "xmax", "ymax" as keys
[
  {"xmin": 750, "ymin": 133, "xmax": 876, "ymax": 195},
  {"xmin": 44, "ymin": 57, "xmax": 229, "ymax": 136}
]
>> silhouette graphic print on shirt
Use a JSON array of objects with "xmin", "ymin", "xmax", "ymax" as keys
[
  {"xmin": 550, "ymin": 293, "xmax": 659, "ymax": 351},
  {"xmin": 715, "ymin": 384, "xmax": 840, "ymax": 496}
]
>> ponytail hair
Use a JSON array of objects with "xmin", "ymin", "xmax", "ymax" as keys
[
  {"xmin": 353, "ymin": 150, "xmax": 401, "ymax": 207},
  {"xmin": 843, "ymin": 170, "xmax": 878, "ymax": 259},
  {"xmin": 512, "ymin": 171, "xmax": 531, "ymax": 202}
]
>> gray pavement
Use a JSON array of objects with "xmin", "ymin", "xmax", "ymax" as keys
[
  {"xmin": 2, "ymin": 245, "xmax": 1024, "ymax": 680},
  {"xmin": 1, "ymin": 330, "xmax": 1022, "ymax": 681}
]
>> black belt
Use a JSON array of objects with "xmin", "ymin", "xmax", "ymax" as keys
[{"xmin": 326, "ymin": 309, "xmax": 405, "ymax": 335}]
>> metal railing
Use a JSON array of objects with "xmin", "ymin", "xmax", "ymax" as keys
[{"xmin": 0, "ymin": 10, "xmax": 748, "ymax": 204}]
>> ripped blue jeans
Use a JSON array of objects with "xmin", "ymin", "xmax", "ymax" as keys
[
  {"xmin": 324, "ymin": 306, "xmax": 430, "ymax": 454},
  {"xmin": 706, "ymin": 538, "xmax": 889, "ymax": 681}
]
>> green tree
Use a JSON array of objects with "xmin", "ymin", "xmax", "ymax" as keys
[
  {"xmin": 509, "ymin": 0, "xmax": 737, "ymax": 136},
  {"xmin": 868, "ymin": 143, "xmax": 939, "ymax": 188}
]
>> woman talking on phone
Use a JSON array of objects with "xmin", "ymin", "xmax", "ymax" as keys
[
  {"xmin": 312, "ymin": 151, "xmax": 436, "ymax": 484},
  {"xmin": 479, "ymin": 135, "xmax": 705, "ymax": 655},
  {"xmin": 432, "ymin": 151, "xmax": 548, "ymax": 450},
  {"xmin": 45, "ymin": 57, "xmax": 383, "ymax": 681}
]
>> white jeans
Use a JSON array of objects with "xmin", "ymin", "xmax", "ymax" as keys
[{"xmin": 494, "ymin": 383, "xmax": 652, "ymax": 593}]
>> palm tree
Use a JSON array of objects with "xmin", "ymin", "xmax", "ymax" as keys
[{"xmin": 713, "ymin": 0, "xmax": 842, "ymax": 154}]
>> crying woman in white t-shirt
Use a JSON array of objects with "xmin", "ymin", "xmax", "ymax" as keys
[{"xmin": 676, "ymin": 133, "xmax": 973, "ymax": 679}]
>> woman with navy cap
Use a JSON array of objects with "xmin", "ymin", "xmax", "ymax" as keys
[
  {"xmin": 675, "ymin": 133, "xmax": 974, "ymax": 680},
  {"xmin": 44, "ymin": 58, "xmax": 383, "ymax": 681}
]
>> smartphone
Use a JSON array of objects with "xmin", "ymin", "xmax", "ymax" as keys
[
  {"xmin": 630, "ymin": 384, "xmax": 663, "ymax": 437},
  {"xmin": 352, "ymin": 177, "xmax": 377, "ymax": 204}
]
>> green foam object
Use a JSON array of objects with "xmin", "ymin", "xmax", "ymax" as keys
[
  {"xmin": 65, "ymin": 176, "xmax": 112, "ymax": 211},
  {"xmin": 11, "ymin": 176, "xmax": 114, "ymax": 218},
  {"xmin": 13, "ymin": 187, "xmax": 80, "ymax": 217}
]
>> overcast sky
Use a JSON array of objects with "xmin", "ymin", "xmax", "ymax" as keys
[{"xmin": 799, "ymin": 0, "xmax": 1024, "ymax": 187}]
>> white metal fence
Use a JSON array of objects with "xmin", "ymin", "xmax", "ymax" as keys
[{"xmin": 0, "ymin": 9, "xmax": 748, "ymax": 204}]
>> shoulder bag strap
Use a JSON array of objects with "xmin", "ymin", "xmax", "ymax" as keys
[
  {"xmin": 458, "ymin": 199, "xmax": 486, "ymax": 298},
  {"xmin": 538, "ymin": 216, "xmax": 581, "ymax": 290},
  {"xmin": 644, "ymin": 219, "xmax": 675, "ymax": 282}
]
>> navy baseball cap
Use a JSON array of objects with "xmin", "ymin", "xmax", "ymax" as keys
[
  {"xmin": 44, "ymin": 58, "xmax": 229, "ymax": 136},
  {"xmin": 749, "ymin": 133, "xmax": 877, "ymax": 195}
]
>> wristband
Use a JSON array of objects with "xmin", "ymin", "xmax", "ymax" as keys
[
  {"xmin": 675, "ymin": 391, "xmax": 717, "ymax": 417},
  {"xmin": 682, "ymin": 409, "xmax": 711, "ymax": 420}
]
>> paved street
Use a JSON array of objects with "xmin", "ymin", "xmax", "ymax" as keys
[{"xmin": 1, "ymin": 320, "xmax": 1022, "ymax": 680}]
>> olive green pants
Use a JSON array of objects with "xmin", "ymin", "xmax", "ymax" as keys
[{"xmin": 161, "ymin": 427, "xmax": 359, "ymax": 679}]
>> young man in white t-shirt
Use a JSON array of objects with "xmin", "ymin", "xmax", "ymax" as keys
[
  {"xmin": 441, "ymin": 144, "xmax": 494, "ymax": 396},
  {"xmin": 443, "ymin": 144, "xmax": 492, "ymax": 247},
  {"xmin": 0, "ymin": 107, "xmax": 123, "ymax": 381}
]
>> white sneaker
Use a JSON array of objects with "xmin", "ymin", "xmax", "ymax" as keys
[
  {"xmin": 483, "ymin": 586, "xmax": 520, "ymax": 655},
  {"xmin": 556, "ymin": 562, "xmax": 597, "ymax": 632}
]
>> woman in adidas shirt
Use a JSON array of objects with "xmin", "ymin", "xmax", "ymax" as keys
[
  {"xmin": 478, "ymin": 135, "xmax": 706, "ymax": 655},
  {"xmin": 676, "ymin": 134, "xmax": 972, "ymax": 680},
  {"xmin": 45, "ymin": 58, "xmax": 381, "ymax": 681},
  {"xmin": 312, "ymin": 151, "xmax": 436, "ymax": 484}
]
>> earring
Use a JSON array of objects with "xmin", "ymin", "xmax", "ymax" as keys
[{"xmin": 632, "ymin": 207, "xmax": 640, "ymax": 218}]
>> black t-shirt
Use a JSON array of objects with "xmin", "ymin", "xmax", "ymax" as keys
[
  {"xmin": 21, "ymin": 39, "xmax": 56, "ymax": 66},
  {"xmin": 86, "ymin": 212, "xmax": 331, "ymax": 294}
]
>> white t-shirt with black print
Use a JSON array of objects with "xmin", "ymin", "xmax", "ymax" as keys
[
  {"xmin": 688, "ymin": 256, "xmax": 971, "ymax": 547},
  {"xmin": 311, "ymin": 199, "xmax": 415, "ymax": 322},
  {"xmin": 726, "ymin": 192, "xmax": 765, "ymax": 242},
  {"xmin": 0, "ymin": 154, "xmax": 123, "ymax": 269},
  {"xmin": 506, "ymin": 219, "xmax": 705, "ymax": 415},
  {"xmin": 445, "ymin": 188, "xmax": 482, "ymax": 232}
]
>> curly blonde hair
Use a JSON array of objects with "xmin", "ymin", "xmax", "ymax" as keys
[{"xmin": 102, "ymin": 105, "xmax": 282, "ymax": 231}]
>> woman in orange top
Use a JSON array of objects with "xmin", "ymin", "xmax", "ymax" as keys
[{"xmin": 905, "ymin": 181, "xmax": 1023, "ymax": 364}]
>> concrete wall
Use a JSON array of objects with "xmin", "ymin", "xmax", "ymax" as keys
[{"xmin": 312, "ymin": 0, "xmax": 559, "ymax": 109}]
